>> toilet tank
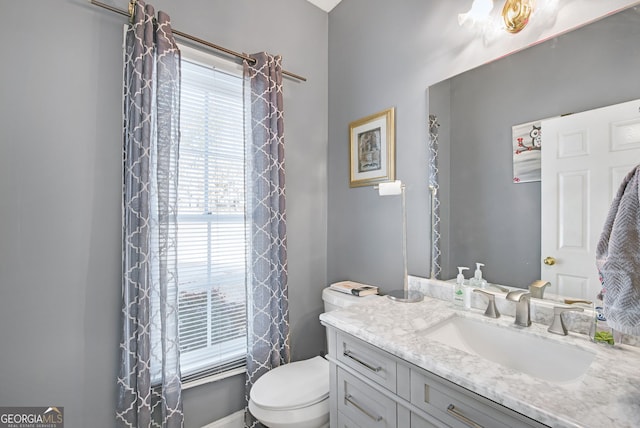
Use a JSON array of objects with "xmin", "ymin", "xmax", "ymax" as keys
[{"xmin": 322, "ymin": 283, "xmax": 380, "ymax": 312}]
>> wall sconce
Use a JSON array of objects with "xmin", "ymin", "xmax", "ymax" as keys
[
  {"xmin": 459, "ymin": 0, "xmax": 540, "ymax": 34},
  {"xmin": 502, "ymin": 0, "xmax": 533, "ymax": 33}
]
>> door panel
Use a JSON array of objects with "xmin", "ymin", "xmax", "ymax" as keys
[{"xmin": 541, "ymin": 99, "xmax": 640, "ymax": 299}]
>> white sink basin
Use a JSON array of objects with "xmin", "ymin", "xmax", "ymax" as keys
[{"xmin": 424, "ymin": 316, "xmax": 595, "ymax": 383}]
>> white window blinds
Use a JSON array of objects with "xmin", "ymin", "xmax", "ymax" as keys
[{"xmin": 176, "ymin": 47, "xmax": 247, "ymax": 381}]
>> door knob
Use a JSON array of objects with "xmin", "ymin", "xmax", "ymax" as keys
[{"xmin": 543, "ymin": 256, "xmax": 556, "ymax": 266}]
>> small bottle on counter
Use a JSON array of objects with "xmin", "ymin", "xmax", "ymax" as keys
[
  {"xmin": 453, "ymin": 267, "xmax": 468, "ymax": 308},
  {"xmin": 589, "ymin": 289, "xmax": 621, "ymax": 345},
  {"xmin": 463, "ymin": 283, "xmax": 473, "ymax": 310},
  {"xmin": 469, "ymin": 263, "xmax": 488, "ymax": 289}
]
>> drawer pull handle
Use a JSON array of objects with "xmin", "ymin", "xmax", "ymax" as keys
[
  {"xmin": 447, "ymin": 404, "xmax": 484, "ymax": 428},
  {"xmin": 345, "ymin": 394, "xmax": 383, "ymax": 422},
  {"xmin": 343, "ymin": 350, "xmax": 383, "ymax": 372}
]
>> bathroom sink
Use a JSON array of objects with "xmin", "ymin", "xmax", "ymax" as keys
[{"xmin": 424, "ymin": 316, "xmax": 595, "ymax": 383}]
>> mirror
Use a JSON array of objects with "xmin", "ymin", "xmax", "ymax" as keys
[{"xmin": 428, "ymin": 6, "xmax": 640, "ymax": 297}]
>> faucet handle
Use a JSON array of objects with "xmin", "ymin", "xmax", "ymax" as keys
[
  {"xmin": 473, "ymin": 289, "xmax": 500, "ymax": 318},
  {"xmin": 547, "ymin": 306, "xmax": 584, "ymax": 335},
  {"xmin": 564, "ymin": 299, "xmax": 592, "ymax": 305}
]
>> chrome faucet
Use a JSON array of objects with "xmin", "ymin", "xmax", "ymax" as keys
[
  {"xmin": 506, "ymin": 290, "xmax": 531, "ymax": 327},
  {"xmin": 529, "ymin": 280, "xmax": 550, "ymax": 299}
]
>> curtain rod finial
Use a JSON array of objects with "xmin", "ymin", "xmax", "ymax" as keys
[{"xmin": 128, "ymin": 0, "xmax": 136, "ymax": 23}]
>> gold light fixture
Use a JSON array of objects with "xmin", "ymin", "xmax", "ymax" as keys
[
  {"xmin": 459, "ymin": 0, "xmax": 539, "ymax": 35},
  {"xmin": 501, "ymin": 0, "xmax": 534, "ymax": 33}
]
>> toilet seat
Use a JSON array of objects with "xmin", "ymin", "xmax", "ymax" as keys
[{"xmin": 250, "ymin": 356, "xmax": 329, "ymax": 410}]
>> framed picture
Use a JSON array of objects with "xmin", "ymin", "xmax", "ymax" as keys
[
  {"xmin": 512, "ymin": 120, "xmax": 542, "ymax": 183},
  {"xmin": 349, "ymin": 107, "xmax": 395, "ymax": 187}
]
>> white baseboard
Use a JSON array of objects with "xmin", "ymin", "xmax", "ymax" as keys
[{"xmin": 201, "ymin": 410, "xmax": 244, "ymax": 428}]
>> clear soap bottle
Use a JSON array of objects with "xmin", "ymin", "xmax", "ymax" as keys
[
  {"xmin": 589, "ymin": 290, "xmax": 621, "ymax": 345},
  {"xmin": 453, "ymin": 267, "xmax": 468, "ymax": 308},
  {"xmin": 470, "ymin": 263, "xmax": 487, "ymax": 289}
]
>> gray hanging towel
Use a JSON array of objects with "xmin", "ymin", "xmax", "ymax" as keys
[{"xmin": 595, "ymin": 164, "xmax": 640, "ymax": 336}]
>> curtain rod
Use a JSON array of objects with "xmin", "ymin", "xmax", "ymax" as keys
[{"xmin": 90, "ymin": 0, "xmax": 307, "ymax": 82}]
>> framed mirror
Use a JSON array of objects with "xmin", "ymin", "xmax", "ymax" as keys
[{"xmin": 428, "ymin": 5, "xmax": 640, "ymax": 299}]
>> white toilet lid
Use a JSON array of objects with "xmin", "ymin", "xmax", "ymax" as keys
[{"xmin": 250, "ymin": 356, "xmax": 329, "ymax": 411}]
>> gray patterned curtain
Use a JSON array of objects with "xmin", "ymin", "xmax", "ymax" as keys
[
  {"xmin": 116, "ymin": 1, "xmax": 183, "ymax": 427},
  {"xmin": 428, "ymin": 114, "xmax": 441, "ymax": 279},
  {"xmin": 243, "ymin": 53, "xmax": 290, "ymax": 428}
]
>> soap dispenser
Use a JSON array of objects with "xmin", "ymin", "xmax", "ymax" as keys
[
  {"xmin": 454, "ymin": 267, "xmax": 469, "ymax": 307},
  {"xmin": 470, "ymin": 263, "xmax": 487, "ymax": 289}
]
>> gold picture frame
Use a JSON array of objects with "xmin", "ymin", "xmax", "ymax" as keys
[{"xmin": 349, "ymin": 107, "xmax": 395, "ymax": 187}]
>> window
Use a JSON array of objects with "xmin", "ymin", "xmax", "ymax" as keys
[{"xmin": 176, "ymin": 45, "xmax": 247, "ymax": 382}]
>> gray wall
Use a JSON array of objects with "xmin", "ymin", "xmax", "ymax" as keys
[
  {"xmin": 0, "ymin": 1, "xmax": 327, "ymax": 427},
  {"xmin": 327, "ymin": 0, "xmax": 434, "ymax": 290},
  {"xmin": 433, "ymin": 7, "xmax": 640, "ymax": 286},
  {"xmin": 327, "ymin": 1, "xmax": 640, "ymax": 292}
]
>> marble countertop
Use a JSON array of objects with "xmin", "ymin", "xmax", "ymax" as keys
[{"xmin": 319, "ymin": 294, "xmax": 640, "ymax": 428}]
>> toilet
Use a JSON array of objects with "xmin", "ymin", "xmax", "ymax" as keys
[{"xmin": 248, "ymin": 286, "xmax": 380, "ymax": 428}]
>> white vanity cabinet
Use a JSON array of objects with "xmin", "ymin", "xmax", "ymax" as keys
[{"xmin": 326, "ymin": 327, "xmax": 548, "ymax": 428}]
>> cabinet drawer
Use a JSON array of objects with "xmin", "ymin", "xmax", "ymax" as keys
[
  {"xmin": 336, "ymin": 331, "xmax": 397, "ymax": 392},
  {"xmin": 410, "ymin": 412, "xmax": 442, "ymax": 428},
  {"xmin": 336, "ymin": 410, "xmax": 362, "ymax": 428},
  {"xmin": 411, "ymin": 369, "xmax": 546, "ymax": 428},
  {"xmin": 338, "ymin": 367, "xmax": 397, "ymax": 428}
]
